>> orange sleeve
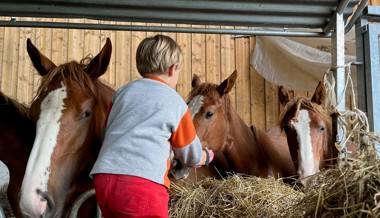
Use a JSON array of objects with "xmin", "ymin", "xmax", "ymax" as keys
[{"xmin": 171, "ymin": 109, "xmax": 197, "ymax": 148}]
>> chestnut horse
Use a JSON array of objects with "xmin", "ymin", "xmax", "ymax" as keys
[
  {"xmin": 278, "ymin": 82, "xmax": 335, "ymax": 184},
  {"xmin": 186, "ymin": 71, "xmax": 295, "ymax": 178},
  {"xmin": 0, "ymin": 91, "xmax": 35, "ymax": 217},
  {"xmin": 19, "ymin": 38, "xmax": 115, "ymax": 217}
]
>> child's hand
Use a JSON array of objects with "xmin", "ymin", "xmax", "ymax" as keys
[{"xmin": 194, "ymin": 148, "xmax": 214, "ymax": 168}]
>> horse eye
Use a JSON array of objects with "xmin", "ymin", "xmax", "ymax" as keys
[
  {"xmin": 80, "ymin": 110, "xmax": 92, "ymax": 119},
  {"xmin": 205, "ymin": 111, "xmax": 214, "ymax": 119},
  {"xmin": 319, "ymin": 126, "xmax": 325, "ymax": 132}
]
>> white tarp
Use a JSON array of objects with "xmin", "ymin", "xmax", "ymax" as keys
[{"xmin": 252, "ymin": 35, "xmax": 357, "ymax": 92}]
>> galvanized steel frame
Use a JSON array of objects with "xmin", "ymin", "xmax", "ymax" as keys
[{"xmin": 355, "ymin": 6, "xmax": 380, "ymax": 133}]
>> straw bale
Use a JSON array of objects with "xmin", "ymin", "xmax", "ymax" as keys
[
  {"xmin": 169, "ymin": 131, "xmax": 380, "ymax": 218},
  {"xmin": 169, "ymin": 174, "xmax": 304, "ymax": 218}
]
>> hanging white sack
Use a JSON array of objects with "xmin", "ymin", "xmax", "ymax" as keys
[{"xmin": 252, "ymin": 36, "xmax": 356, "ymax": 92}]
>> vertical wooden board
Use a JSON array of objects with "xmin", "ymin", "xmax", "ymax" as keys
[
  {"xmin": 1, "ymin": 26, "xmax": 20, "ymax": 98},
  {"xmin": 234, "ymin": 36, "xmax": 251, "ymax": 124},
  {"xmin": 370, "ymin": 0, "xmax": 380, "ymax": 5},
  {"xmin": 0, "ymin": 20, "xmax": 5, "ymax": 91},
  {"xmin": 83, "ymin": 19, "xmax": 101, "ymax": 61},
  {"xmin": 114, "ymin": 27, "xmax": 132, "ymax": 89},
  {"xmin": 130, "ymin": 23, "xmax": 147, "ymax": 81},
  {"xmin": 191, "ymin": 25, "xmax": 206, "ymax": 84},
  {"xmin": 264, "ymin": 80, "xmax": 279, "ymax": 130},
  {"xmin": 176, "ymin": 25, "xmax": 193, "ymax": 99},
  {"xmin": 294, "ymin": 90, "xmax": 308, "ymax": 98},
  {"xmin": 100, "ymin": 21, "xmax": 117, "ymax": 87},
  {"xmin": 220, "ymin": 28, "xmax": 236, "ymax": 109},
  {"xmin": 16, "ymin": 17, "xmax": 34, "ymax": 104},
  {"xmin": 249, "ymin": 36, "xmax": 266, "ymax": 130},
  {"xmin": 67, "ymin": 19, "xmax": 84, "ymax": 62},
  {"xmin": 205, "ymin": 26, "xmax": 221, "ymax": 84},
  {"xmin": 51, "ymin": 18, "xmax": 69, "ymax": 65}
]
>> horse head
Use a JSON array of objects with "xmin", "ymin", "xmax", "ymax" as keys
[
  {"xmin": 279, "ymin": 81, "xmax": 333, "ymax": 184},
  {"xmin": 187, "ymin": 70, "xmax": 237, "ymax": 153},
  {"xmin": 19, "ymin": 38, "xmax": 115, "ymax": 217}
]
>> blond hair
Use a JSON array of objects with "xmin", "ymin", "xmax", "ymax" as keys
[{"xmin": 136, "ymin": 34, "xmax": 183, "ymax": 76}]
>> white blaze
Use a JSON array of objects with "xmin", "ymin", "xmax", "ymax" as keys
[
  {"xmin": 291, "ymin": 109, "xmax": 319, "ymax": 181},
  {"xmin": 188, "ymin": 95, "xmax": 204, "ymax": 118},
  {"xmin": 19, "ymin": 84, "xmax": 67, "ymax": 217}
]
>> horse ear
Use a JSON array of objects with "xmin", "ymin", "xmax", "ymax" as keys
[
  {"xmin": 278, "ymin": 86, "xmax": 290, "ymax": 106},
  {"xmin": 192, "ymin": 74, "xmax": 201, "ymax": 88},
  {"xmin": 86, "ymin": 38, "xmax": 112, "ymax": 79},
  {"xmin": 27, "ymin": 38, "xmax": 57, "ymax": 76},
  {"xmin": 216, "ymin": 70, "xmax": 237, "ymax": 96},
  {"xmin": 311, "ymin": 81, "xmax": 326, "ymax": 105}
]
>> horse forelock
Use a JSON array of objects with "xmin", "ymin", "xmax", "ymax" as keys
[
  {"xmin": 33, "ymin": 59, "xmax": 97, "ymax": 103},
  {"xmin": 187, "ymin": 83, "xmax": 232, "ymax": 120},
  {"xmin": 279, "ymin": 97, "xmax": 331, "ymax": 129}
]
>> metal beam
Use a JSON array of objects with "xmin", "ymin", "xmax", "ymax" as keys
[
  {"xmin": 0, "ymin": 0, "xmax": 359, "ymax": 30},
  {"xmin": 0, "ymin": 19, "xmax": 332, "ymax": 37}
]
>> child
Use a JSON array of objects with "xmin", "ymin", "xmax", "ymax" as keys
[{"xmin": 90, "ymin": 34, "xmax": 214, "ymax": 218}]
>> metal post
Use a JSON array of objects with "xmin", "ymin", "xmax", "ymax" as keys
[{"xmin": 331, "ymin": 8, "xmax": 347, "ymax": 149}]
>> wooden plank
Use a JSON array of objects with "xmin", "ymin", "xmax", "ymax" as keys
[
  {"xmin": 174, "ymin": 25, "xmax": 193, "ymax": 100},
  {"xmin": 16, "ymin": 17, "xmax": 34, "ymax": 104},
  {"xmin": 0, "ymin": 18, "xmax": 5, "ymax": 92},
  {"xmin": 264, "ymin": 80, "xmax": 279, "ymax": 130},
  {"xmin": 220, "ymin": 27, "xmax": 236, "ymax": 111},
  {"xmin": 130, "ymin": 22, "xmax": 147, "ymax": 81},
  {"xmin": 67, "ymin": 19, "xmax": 84, "ymax": 62},
  {"xmin": 1, "ymin": 26, "xmax": 20, "ymax": 98},
  {"xmin": 205, "ymin": 26, "xmax": 221, "ymax": 84},
  {"xmin": 99, "ymin": 20, "xmax": 116, "ymax": 87},
  {"xmin": 51, "ymin": 18, "xmax": 68, "ymax": 65},
  {"xmin": 191, "ymin": 25, "xmax": 206, "ymax": 87},
  {"xmin": 249, "ymin": 36, "xmax": 266, "ymax": 130},
  {"xmin": 114, "ymin": 22, "xmax": 132, "ymax": 89},
  {"xmin": 234, "ymin": 34, "xmax": 251, "ymax": 124},
  {"xmin": 83, "ymin": 19, "xmax": 101, "ymax": 64}
]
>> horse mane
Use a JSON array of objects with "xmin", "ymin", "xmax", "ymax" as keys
[
  {"xmin": 0, "ymin": 91, "xmax": 31, "ymax": 121},
  {"xmin": 33, "ymin": 56, "xmax": 98, "ymax": 103},
  {"xmin": 186, "ymin": 82, "xmax": 232, "ymax": 120},
  {"xmin": 279, "ymin": 96, "xmax": 331, "ymax": 129}
]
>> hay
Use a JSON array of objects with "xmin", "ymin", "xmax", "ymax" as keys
[
  {"xmin": 294, "ymin": 131, "xmax": 380, "ymax": 218},
  {"xmin": 169, "ymin": 175, "xmax": 304, "ymax": 218},
  {"xmin": 169, "ymin": 132, "xmax": 380, "ymax": 218}
]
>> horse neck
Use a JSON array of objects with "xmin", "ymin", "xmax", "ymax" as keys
[{"xmin": 224, "ymin": 106, "xmax": 264, "ymax": 175}]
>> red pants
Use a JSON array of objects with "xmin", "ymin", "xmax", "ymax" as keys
[{"xmin": 94, "ymin": 174, "xmax": 169, "ymax": 218}]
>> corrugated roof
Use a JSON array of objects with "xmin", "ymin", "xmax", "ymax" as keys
[{"xmin": 0, "ymin": 0, "xmax": 361, "ymax": 36}]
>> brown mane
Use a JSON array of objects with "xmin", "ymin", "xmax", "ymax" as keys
[
  {"xmin": 33, "ymin": 57, "xmax": 98, "ymax": 103},
  {"xmin": 187, "ymin": 82, "xmax": 232, "ymax": 120},
  {"xmin": 279, "ymin": 96, "xmax": 331, "ymax": 129},
  {"xmin": 0, "ymin": 91, "xmax": 31, "ymax": 121}
]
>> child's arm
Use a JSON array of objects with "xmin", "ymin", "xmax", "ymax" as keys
[{"xmin": 194, "ymin": 147, "xmax": 214, "ymax": 167}]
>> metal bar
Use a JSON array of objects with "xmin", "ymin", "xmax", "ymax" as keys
[
  {"xmin": 355, "ymin": 18, "xmax": 368, "ymax": 121},
  {"xmin": 68, "ymin": 189, "xmax": 97, "ymax": 218},
  {"xmin": 0, "ymin": 1, "xmax": 359, "ymax": 29},
  {"xmin": 331, "ymin": 10, "xmax": 346, "ymax": 149},
  {"xmin": 323, "ymin": 0, "xmax": 351, "ymax": 33},
  {"xmin": 345, "ymin": 0, "xmax": 369, "ymax": 34},
  {"xmin": 364, "ymin": 24, "xmax": 380, "ymax": 133},
  {"xmin": 0, "ymin": 20, "xmax": 332, "ymax": 37}
]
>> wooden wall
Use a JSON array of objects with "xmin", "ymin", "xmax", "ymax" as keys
[{"xmin": 0, "ymin": 18, "xmax": 335, "ymax": 131}]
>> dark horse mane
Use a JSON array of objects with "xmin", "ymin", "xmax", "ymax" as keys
[
  {"xmin": 186, "ymin": 82, "xmax": 232, "ymax": 120},
  {"xmin": 33, "ymin": 57, "xmax": 100, "ymax": 102},
  {"xmin": 279, "ymin": 96, "xmax": 331, "ymax": 129},
  {"xmin": 0, "ymin": 91, "xmax": 31, "ymax": 122}
]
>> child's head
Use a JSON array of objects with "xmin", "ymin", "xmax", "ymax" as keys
[{"xmin": 136, "ymin": 34, "xmax": 183, "ymax": 77}]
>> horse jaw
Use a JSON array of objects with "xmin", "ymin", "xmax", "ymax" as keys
[
  {"xmin": 19, "ymin": 84, "xmax": 67, "ymax": 217},
  {"xmin": 291, "ymin": 109, "xmax": 319, "ymax": 182}
]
